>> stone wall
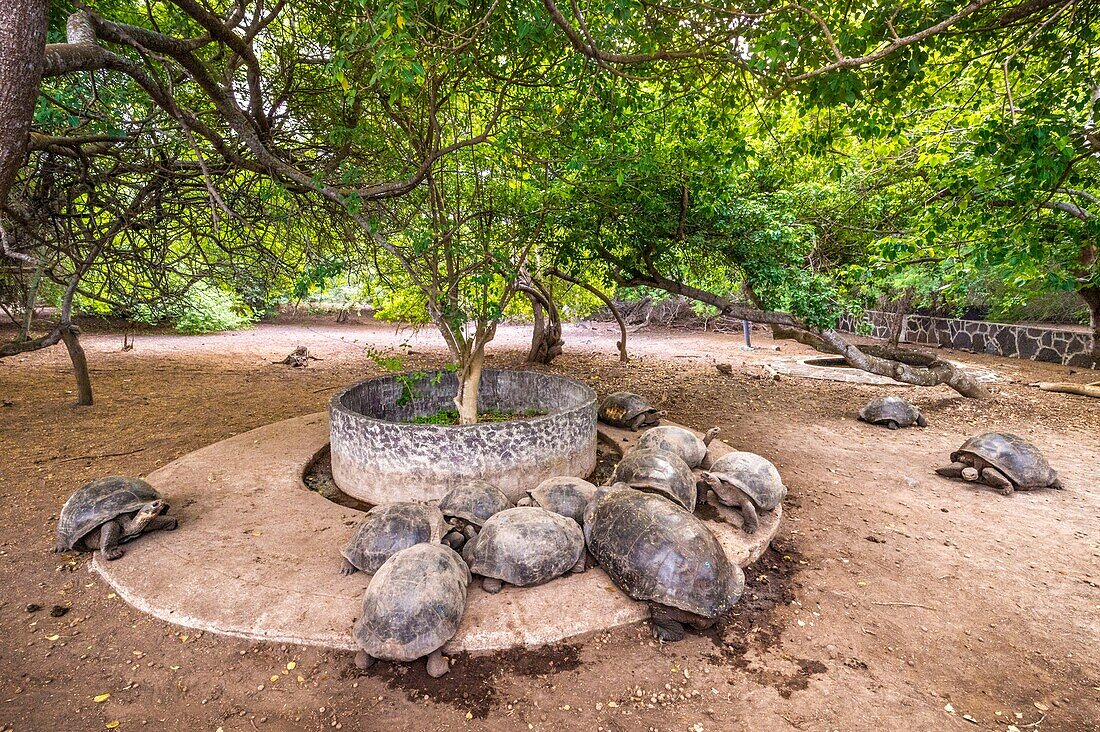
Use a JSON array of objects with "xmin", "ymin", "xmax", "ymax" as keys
[
  {"xmin": 330, "ymin": 369, "xmax": 598, "ymax": 504},
  {"xmin": 838, "ymin": 311, "xmax": 1098, "ymax": 369}
]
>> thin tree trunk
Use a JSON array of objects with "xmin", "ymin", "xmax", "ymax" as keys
[
  {"xmin": 454, "ymin": 343, "xmax": 485, "ymax": 425},
  {"xmin": 19, "ymin": 258, "xmax": 43, "ymax": 342},
  {"xmin": 1080, "ymin": 285, "xmax": 1100, "ymax": 358},
  {"xmin": 528, "ymin": 298, "xmax": 546, "ymax": 360},
  {"xmin": 59, "ymin": 324, "xmax": 93, "ymax": 405},
  {"xmin": 888, "ymin": 289, "xmax": 913, "ymax": 348}
]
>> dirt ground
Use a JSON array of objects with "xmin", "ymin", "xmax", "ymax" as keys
[{"xmin": 1, "ymin": 315, "xmax": 1098, "ymax": 732}]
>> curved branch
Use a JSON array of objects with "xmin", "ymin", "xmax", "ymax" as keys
[
  {"xmin": 608, "ymin": 261, "xmax": 989, "ymax": 398},
  {"xmin": 548, "ymin": 267, "xmax": 628, "ymax": 362}
]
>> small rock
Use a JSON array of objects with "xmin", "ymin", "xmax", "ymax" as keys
[
  {"xmin": 50, "ymin": 605, "xmax": 70, "ymax": 618},
  {"xmin": 25, "ymin": 603, "xmax": 41, "ymax": 613}
]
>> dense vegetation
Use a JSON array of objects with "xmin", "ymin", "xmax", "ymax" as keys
[{"xmin": 0, "ymin": 0, "xmax": 1096, "ymax": 411}]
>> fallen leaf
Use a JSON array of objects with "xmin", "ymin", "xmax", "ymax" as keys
[
  {"xmin": 106, "ymin": 722, "xmax": 120, "ymax": 729},
  {"xmin": 1034, "ymin": 702, "xmax": 1049, "ymax": 712},
  {"xmin": 270, "ymin": 675, "xmax": 279, "ymax": 683},
  {"xmin": 287, "ymin": 661, "xmax": 297, "ymax": 671},
  {"xmin": 944, "ymin": 703, "xmax": 955, "ymax": 714},
  {"xmin": 962, "ymin": 714, "xmax": 978, "ymax": 724},
  {"xmin": 46, "ymin": 634, "xmax": 60, "ymax": 641},
  {"xmin": 94, "ymin": 693, "xmax": 110, "ymax": 703}
]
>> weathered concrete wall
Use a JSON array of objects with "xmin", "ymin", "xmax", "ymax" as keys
[
  {"xmin": 839, "ymin": 311, "xmax": 1097, "ymax": 369},
  {"xmin": 330, "ymin": 370, "xmax": 597, "ymax": 504}
]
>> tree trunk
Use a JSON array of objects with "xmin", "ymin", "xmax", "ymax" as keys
[
  {"xmin": 59, "ymin": 324, "xmax": 93, "ymax": 406},
  {"xmin": 887, "ymin": 290, "xmax": 913, "ymax": 348},
  {"xmin": 454, "ymin": 344, "xmax": 485, "ymax": 425},
  {"xmin": 547, "ymin": 268, "xmax": 629, "ymax": 361},
  {"xmin": 19, "ymin": 258, "xmax": 43, "ymax": 342},
  {"xmin": 1080, "ymin": 285, "xmax": 1100, "ymax": 358},
  {"xmin": 528, "ymin": 298, "xmax": 547, "ymax": 360},
  {"xmin": 0, "ymin": 0, "xmax": 47, "ymax": 209}
]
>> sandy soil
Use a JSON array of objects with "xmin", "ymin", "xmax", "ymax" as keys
[{"xmin": 1, "ymin": 315, "xmax": 1098, "ymax": 732}]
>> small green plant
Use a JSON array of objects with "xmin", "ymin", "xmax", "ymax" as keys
[
  {"xmin": 409, "ymin": 408, "xmax": 546, "ymax": 425},
  {"xmin": 364, "ymin": 345, "xmax": 458, "ymax": 406}
]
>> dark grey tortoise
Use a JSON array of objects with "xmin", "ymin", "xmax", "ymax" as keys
[
  {"xmin": 584, "ymin": 485, "xmax": 744, "ymax": 641},
  {"xmin": 858, "ymin": 396, "xmax": 927, "ymax": 430},
  {"xmin": 516, "ymin": 476, "xmax": 598, "ymax": 525},
  {"xmin": 637, "ymin": 425, "xmax": 721, "ymax": 468},
  {"xmin": 611, "ymin": 447, "xmax": 697, "ymax": 511},
  {"xmin": 699, "ymin": 451, "xmax": 786, "ymax": 534},
  {"xmin": 462, "ymin": 507, "xmax": 585, "ymax": 593},
  {"xmin": 598, "ymin": 391, "xmax": 663, "ymax": 431},
  {"xmin": 55, "ymin": 476, "xmax": 177, "ymax": 560},
  {"xmin": 935, "ymin": 432, "xmax": 1062, "ymax": 495},
  {"xmin": 353, "ymin": 543, "xmax": 470, "ymax": 678},
  {"xmin": 437, "ymin": 480, "xmax": 513, "ymax": 551},
  {"xmin": 340, "ymin": 502, "xmax": 447, "ymax": 575}
]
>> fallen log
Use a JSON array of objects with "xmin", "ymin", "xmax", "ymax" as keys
[{"xmin": 1029, "ymin": 380, "xmax": 1100, "ymax": 398}]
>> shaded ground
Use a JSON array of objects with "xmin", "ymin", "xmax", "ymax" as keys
[{"xmin": 1, "ymin": 315, "xmax": 1098, "ymax": 732}]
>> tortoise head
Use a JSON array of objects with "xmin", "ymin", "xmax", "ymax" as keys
[{"xmin": 130, "ymin": 499, "xmax": 169, "ymax": 533}]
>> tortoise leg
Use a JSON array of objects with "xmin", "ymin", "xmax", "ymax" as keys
[
  {"xmin": 738, "ymin": 498, "xmax": 759, "ymax": 535},
  {"xmin": 935, "ymin": 462, "xmax": 968, "ymax": 479},
  {"xmin": 981, "ymin": 467, "xmax": 1014, "ymax": 496},
  {"xmin": 629, "ymin": 414, "xmax": 645, "ymax": 431},
  {"xmin": 650, "ymin": 606, "xmax": 686, "ymax": 642},
  {"xmin": 354, "ymin": 650, "xmax": 376, "ymax": 670},
  {"xmin": 916, "ymin": 415, "xmax": 928, "ymax": 427},
  {"xmin": 886, "ymin": 420, "xmax": 899, "ymax": 430},
  {"xmin": 100, "ymin": 520, "xmax": 124, "ymax": 560},
  {"xmin": 569, "ymin": 555, "xmax": 586, "ymax": 574},
  {"xmin": 481, "ymin": 577, "xmax": 503, "ymax": 594},
  {"xmin": 145, "ymin": 515, "xmax": 178, "ymax": 533},
  {"xmin": 425, "ymin": 649, "xmax": 449, "ymax": 678},
  {"xmin": 339, "ymin": 558, "xmax": 359, "ymax": 576},
  {"xmin": 1050, "ymin": 477, "xmax": 1064, "ymax": 490}
]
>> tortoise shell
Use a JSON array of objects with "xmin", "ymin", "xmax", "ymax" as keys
[
  {"xmin": 353, "ymin": 543, "xmax": 470, "ymax": 662},
  {"xmin": 527, "ymin": 476, "xmax": 598, "ymax": 525},
  {"xmin": 342, "ymin": 503, "xmax": 447, "ymax": 574},
  {"xmin": 438, "ymin": 480, "xmax": 512, "ymax": 527},
  {"xmin": 598, "ymin": 392, "xmax": 660, "ymax": 429},
  {"xmin": 858, "ymin": 396, "xmax": 926, "ymax": 428},
  {"xmin": 636, "ymin": 425, "xmax": 714, "ymax": 468},
  {"xmin": 584, "ymin": 487, "xmax": 743, "ymax": 619},
  {"xmin": 462, "ymin": 507, "xmax": 584, "ymax": 587},
  {"xmin": 56, "ymin": 476, "xmax": 163, "ymax": 552},
  {"xmin": 950, "ymin": 432, "xmax": 1059, "ymax": 488},
  {"xmin": 705, "ymin": 451, "xmax": 786, "ymax": 510},
  {"xmin": 611, "ymin": 447, "xmax": 697, "ymax": 511}
]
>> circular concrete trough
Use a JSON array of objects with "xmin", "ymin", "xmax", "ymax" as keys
[
  {"xmin": 92, "ymin": 414, "xmax": 780, "ymax": 655},
  {"xmin": 330, "ymin": 369, "xmax": 597, "ymax": 503}
]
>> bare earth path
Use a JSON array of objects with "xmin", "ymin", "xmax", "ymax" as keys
[{"xmin": 1, "ymin": 316, "xmax": 1097, "ymax": 732}]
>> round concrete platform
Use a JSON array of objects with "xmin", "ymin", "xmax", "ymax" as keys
[{"xmin": 93, "ymin": 414, "xmax": 780, "ymax": 654}]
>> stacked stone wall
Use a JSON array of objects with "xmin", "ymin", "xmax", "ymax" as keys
[{"xmin": 837, "ymin": 311, "xmax": 1097, "ymax": 369}]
